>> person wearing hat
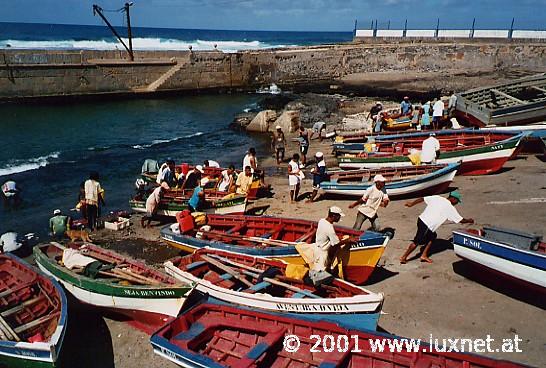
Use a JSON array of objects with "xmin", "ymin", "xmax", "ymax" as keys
[
  {"xmin": 235, "ymin": 166, "xmax": 254, "ymax": 196},
  {"xmin": 271, "ymin": 125, "xmax": 286, "ymax": 165},
  {"xmin": 432, "ymin": 98, "xmax": 444, "ymax": 130},
  {"xmin": 310, "ymin": 206, "xmax": 355, "ymax": 276},
  {"xmin": 400, "ymin": 96, "xmax": 413, "ymax": 116},
  {"xmin": 421, "ymin": 132, "xmax": 441, "ymax": 164},
  {"xmin": 181, "ymin": 165, "xmax": 204, "ymax": 191},
  {"xmin": 348, "ymin": 174, "xmax": 389, "ymax": 231},
  {"xmin": 49, "ymin": 209, "xmax": 69, "ymax": 240},
  {"xmin": 307, "ymin": 151, "xmax": 327, "ymax": 203},
  {"xmin": 242, "ymin": 147, "xmax": 258, "ymax": 172},
  {"xmin": 287, "ymin": 154, "xmax": 302, "ymax": 203},
  {"xmin": 400, "ymin": 191, "xmax": 474, "ymax": 264}
]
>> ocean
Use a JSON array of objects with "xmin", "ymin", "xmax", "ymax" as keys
[
  {"xmin": 0, "ymin": 22, "xmax": 353, "ymax": 52},
  {"xmin": 0, "ymin": 23, "xmax": 351, "ymax": 237}
]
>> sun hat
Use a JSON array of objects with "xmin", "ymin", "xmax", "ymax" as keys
[
  {"xmin": 373, "ymin": 174, "xmax": 386, "ymax": 183},
  {"xmin": 430, "ymin": 132, "xmax": 436, "ymax": 136},
  {"xmin": 195, "ymin": 165, "xmax": 204, "ymax": 173},
  {"xmin": 315, "ymin": 152, "xmax": 324, "ymax": 158},
  {"xmin": 449, "ymin": 190, "xmax": 462, "ymax": 203},
  {"xmin": 329, "ymin": 206, "xmax": 346, "ymax": 217},
  {"xmin": 276, "ymin": 125, "xmax": 282, "ymax": 130},
  {"xmin": 53, "ymin": 209, "xmax": 61, "ymax": 215}
]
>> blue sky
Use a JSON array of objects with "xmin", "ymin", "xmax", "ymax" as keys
[{"xmin": 0, "ymin": 0, "xmax": 544, "ymax": 32}]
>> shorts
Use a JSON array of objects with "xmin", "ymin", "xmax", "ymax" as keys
[
  {"xmin": 275, "ymin": 147, "xmax": 285, "ymax": 154},
  {"xmin": 413, "ymin": 218, "xmax": 437, "ymax": 246},
  {"xmin": 300, "ymin": 145, "xmax": 309, "ymax": 155},
  {"xmin": 432, "ymin": 116, "xmax": 442, "ymax": 123},
  {"xmin": 289, "ymin": 183, "xmax": 300, "ymax": 191}
]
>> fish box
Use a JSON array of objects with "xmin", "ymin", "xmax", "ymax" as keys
[{"xmin": 104, "ymin": 217, "xmax": 130, "ymax": 231}]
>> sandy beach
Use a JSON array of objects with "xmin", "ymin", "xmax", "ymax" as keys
[{"xmin": 57, "ymin": 133, "xmax": 546, "ymax": 368}]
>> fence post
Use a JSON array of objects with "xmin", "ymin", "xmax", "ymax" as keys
[
  {"xmin": 353, "ymin": 19, "xmax": 358, "ymax": 38},
  {"xmin": 373, "ymin": 19, "xmax": 378, "ymax": 37},
  {"xmin": 435, "ymin": 18, "xmax": 440, "ymax": 38},
  {"xmin": 508, "ymin": 18, "xmax": 515, "ymax": 39},
  {"xmin": 387, "ymin": 20, "xmax": 390, "ymax": 30},
  {"xmin": 470, "ymin": 18, "xmax": 475, "ymax": 38},
  {"xmin": 403, "ymin": 19, "xmax": 408, "ymax": 38}
]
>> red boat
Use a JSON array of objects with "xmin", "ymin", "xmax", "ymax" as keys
[{"xmin": 151, "ymin": 303, "xmax": 523, "ymax": 368}]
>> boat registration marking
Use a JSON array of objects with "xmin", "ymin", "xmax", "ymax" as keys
[
  {"xmin": 462, "ymin": 237, "xmax": 482, "ymax": 250},
  {"xmin": 123, "ymin": 289, "xmax": 176, "ymax": 297},
  {"xmin": 276, "ymin": 303, "xmax": 350, "ymax": 312}
]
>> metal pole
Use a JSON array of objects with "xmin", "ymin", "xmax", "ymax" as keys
[
  {"xmin": 353, "ymin": 19, "xmax": 358, "ymax": 37},
  {"xmin": 125, "ymin": 3, "xmax": 134, "ymax": 61},
  {"xmin": 92, "ymin": 5, "xmax": 132, "ymax": 60},
  {"xmin": 435, "ymin": 18, "xmax": 440, "ymax": 38},
  {"xmin": 470, "ymin": 18, "xmax": 475, "ymax": 38},
  {"xmin": 387, "ymin": 20, "xmax": 390, "ymax": 30},
  {"xmin": 509, "ymin": 17, "xmax": 515, "ymax": 39},
  {"xmin": 403, "ymin": 19, "xmax": 407, "ymax": 38}
]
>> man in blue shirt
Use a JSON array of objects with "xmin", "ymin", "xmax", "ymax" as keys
[{"xmin": 400, "ymin": 96, "xmax": 413, "ymax": 116}]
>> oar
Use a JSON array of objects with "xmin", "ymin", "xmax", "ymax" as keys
[
  {"xmin": 206, "ymin": 254, "xmax": 319, "ymax": 299},
  {"xmin": 199, "ymin": 255, "xmax": 253, "ymax": 287}
]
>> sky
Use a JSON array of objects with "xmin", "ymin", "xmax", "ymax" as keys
[{"xmin": 0, "ymin": 0, "xmax": 544, "ymax": 32}]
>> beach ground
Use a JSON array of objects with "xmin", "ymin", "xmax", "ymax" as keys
[{"xmin": 56, "ymin": 138, "xmax": 546, "ymax": 368}]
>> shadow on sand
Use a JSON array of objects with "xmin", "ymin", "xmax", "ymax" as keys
[
  {"xmin": 452, "ymin": 260, "xmax": 546, "ymax": 310},
  {"xmin": 57, "ymin": 297, "xmax": 114, "ymax": 368}
]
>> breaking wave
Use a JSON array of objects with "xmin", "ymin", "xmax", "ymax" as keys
[
  {"xmin": 132, "ymin": 132, "xmax": 204, "ymax": 149},
  {"xmin": 0, "ymin": 38, "xmax": 293, "ymax": 52},
  {"xmin": 0, "ymin": 152, "xmax": 60, "ymax": 177}
]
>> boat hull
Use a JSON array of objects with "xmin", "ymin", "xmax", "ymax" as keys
[
  {"xmin": 33, "ymin": 247, "xmax": 191, "ymax": 332},
  {"xmin": 129, "ymin": 197, "xmax": 247, "ymax": 217},
  {"xmin": 321, "ymin": 164, "xmax": 458, "ymax": 198},
  {"xmin": 338, "ymin": 134, "xmax": 523, "ymax": 175},
  {"xmin": 164, "ymin": 263, "xmax": 383, "ymax": 331},
  {"xmin": 160, "ymin": 227, "xmax": 388, "ymax": 285},
  {"xmin": 453, "ymin": 231, "xmax": 546, "ymax": 289}
]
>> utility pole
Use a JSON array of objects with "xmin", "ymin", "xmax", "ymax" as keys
[
  {"xmin": 125, "ymin": 2, "xmax": 133, "ymax": 60},
  {"xmin": 93, "ymin": 3, "xmax": 134, "ymax": 61}
]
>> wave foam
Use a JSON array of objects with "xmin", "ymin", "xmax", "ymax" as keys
[
  {"xmin": 0, "ymin": 152, "xmax": 60, "ymax": 177},
  {"xmin": 132, "ymin": 132, "xmax": 204, "ymax": 149},
  {"xmin": 0, "ymin": 38, "xmax": 293, "ymax": 52}
]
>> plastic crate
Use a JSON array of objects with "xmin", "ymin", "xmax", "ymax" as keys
[{"xmin": 104, "ymin": 217, "xmax": 130, "ymax": 231}]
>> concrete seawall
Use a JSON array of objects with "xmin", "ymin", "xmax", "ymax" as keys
[{"xmin": 1, "ymin": 41, "xmax": 546, "ymax": 101}]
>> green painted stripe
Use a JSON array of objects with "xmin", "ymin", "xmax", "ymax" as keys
[
  {"xmin": 33, "ymin": 247, "xmax": 190, "ymax": 299},
  {"xmin": 339, "ymin": 138, "xmax": 518, "ymax": 164}
]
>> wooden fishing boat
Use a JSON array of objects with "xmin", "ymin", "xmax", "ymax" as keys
[
  {"xmin": 33, "ymin": 242, "xmax": 192, "ymax": 332},
  {"xmin": 0, "ymin": 253, "xmax": 67, "ymax": 368},
  {"xmin": 150, "ymin": 302, "xmax": 523, "ymax": 368},
  {"xmin": 455, "ymin": 73, "xmax": 546, "ymax": 127},
  {"xmin": 338, "ymin": 132, "xmax": 525, "ymax": 175},
  {"xmin": 160, "ymin": 215, "xmax": 390, "ymax": 285},
  {"xmin": 321, "ymin": 163, "xmax": 459, "ymax": 198},
  {"xmin": 333, "ymin": 130, "xmax": 518, "ymax": 155},
  {"xmin": 453, "ymin": 227, "xmax": 546, "ymax": 291},
  {"xmin": 164, "ymin": 248, "xmax": 384, "ymax": 331},
  {"xmin": 130, "ymin": 190, "xmax": 248, "ymax": 218}
]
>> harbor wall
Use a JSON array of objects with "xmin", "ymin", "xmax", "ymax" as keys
[{"xmin": 1, "ymin": 42, "xmax": 546, "ymax": 100}]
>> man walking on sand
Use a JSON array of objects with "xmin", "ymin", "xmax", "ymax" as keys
[
  {"xmin": 307, "ymin": 152, "xmax": 327, "ymax": 203},
  {"xmin": 288, "ymin": 153, "xmax": 302, "ymax": 203},
  {"xmin": 348, "ymin": 174, "xmax": 389, "ymax": 231},
  {"xmin": 432, "ymin": 98, "xmax": 444, "ymax": 130},
  {"xmin": 400, "ymin": 191, "xmax": 474, "ymax": 264}
]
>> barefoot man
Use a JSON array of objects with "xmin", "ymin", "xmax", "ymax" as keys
[{"xmin": 400, "ymin": 191, "xmax": 474, "ymax": 264}]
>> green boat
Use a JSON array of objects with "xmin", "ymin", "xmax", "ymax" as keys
[{"xmin": 33, "ymin": 242, "xmax": 193, "ymax": 333}]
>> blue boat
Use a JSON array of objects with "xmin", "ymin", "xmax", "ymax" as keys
[
  {"xmin": 453, "ymin": 227, "xmax": 546, "ymax": 290},
  {"xmin": 164, "ymin": 249, "xmax": 383, "ymax": 331},
  {"xmin": 321, "ymin": 163, "xmax": 459, "ymax": 198}
]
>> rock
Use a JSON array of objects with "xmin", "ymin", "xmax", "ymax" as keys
[
  {"xmin": 258, "ymin": 94, "xmax": 294, "ymax": 110},
  {"xmin": 246, "ymin": 110, "xmax": 277, "ymax": 132},
  {"xmin": 230, "ymin": 112, "xmax": 257, "ymax": 130},
  {"xmin": 274, "ymin": 110, "xmax": 300, "ymax": 133}
]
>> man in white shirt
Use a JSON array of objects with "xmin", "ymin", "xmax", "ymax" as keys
[
  {"xmin": 310, "ymin": 206, "xmax": 354, "ymax": 274},
  {"xmin": 448, "ymin": 92, "xmax": 458, "ymax": 118},
  {"xmin": 84, "ymin": 171, "xmax": 104, "ymax": 231},
  {"xmin": 218, "ymin": 165, "xmax": 236, "ymax": 192},
  {"xmin": 348, "ymin": 174, "xmax": 389, "ymax": 231},
  {"xmin": 400, "ymin": 191, "xmax": 474, "ymax": 264},
  {"xmin": 432, "ymin": 98, "xmax": 444, "ymax": 130},
  {"xmin": 421, "ymin": 133, "xmax": 441, "ymax": 164},
  {"xmin": 288, "ymin": 153, "xmax": 301, "ymax": 203}
]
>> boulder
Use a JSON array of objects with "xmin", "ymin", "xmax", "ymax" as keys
[
  {"xmin": 246, "ymin": 110, "xmax": 277, "ymax": 132},
  {"xmin": 274, "ymin": 110, "xmax": 300, "ymax": 133}
]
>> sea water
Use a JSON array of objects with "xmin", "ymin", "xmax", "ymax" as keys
[{"xmin": 0, "ymin": 95, "xmax": 270, "ymax": 235}]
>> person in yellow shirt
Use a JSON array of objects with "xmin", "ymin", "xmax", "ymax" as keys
[{"xmin": 235, "ymin": 166, "xmax": 253, "ymax": 195}]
